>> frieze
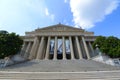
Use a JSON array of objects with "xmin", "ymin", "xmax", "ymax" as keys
[{"xmin": 35, "ymin": 31, "xmax": 93, "ymax": 36}]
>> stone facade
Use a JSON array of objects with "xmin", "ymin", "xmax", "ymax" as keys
[{"xmin": 20, "ymin": 24, "xmax": 96, "ymax": 60}]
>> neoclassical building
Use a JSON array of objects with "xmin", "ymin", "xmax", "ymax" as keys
[{"xmin": 20, "ymin": 24, "xmax": 96, "ymax": 60}]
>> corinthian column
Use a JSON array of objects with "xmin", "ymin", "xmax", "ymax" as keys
[
  {"xmin": 29, "ymin": 36, "xmax": 39, "ymax": 59},
  {"xmin": 69, "ymin": 36, "xmax": 74, "ymax": 60},
  {"xmin": 62, "ymin": 36, "xmax": 66, "ymax": 60},
  {"xmin": 88, "ymin": 42, "xmax": 94, "ymax": 57},
  {"xmin": 75, "ymin": 36, "xmax": 83, "ymax": 59},
  {"xmin": 20, "ymin": 42, "xmax": 27, "ymax": 56},
  {"xmin": 45, "ymin": 36, "xmax": 51, "ymax": 60},
  {"xmin": 24, "ymin": 42, "xmax": 31, "ymax": 58},
  {"xmin": 53, "ymin": 36, "xmax": 58, "ymax": 60},
  {"xmin": 82, "ymin": 36, "xmax": 90, "ymax": 59},
  {"xmin": 36, "ymin": 36, "xmax": 45, "ymax": 59}
]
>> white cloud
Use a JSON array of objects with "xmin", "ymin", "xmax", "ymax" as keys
[
  {"xmin": 70, "ymin": 0, "xmax": 120, "ymax": 29},
  {"xmin": 45, "ymin": 8, "xmax": 55, "ymax": 21},
  {"xmin": 0, "ymin": 0, "xmax": 55, "ymax": 35},
  {"xmin": 64, "ymin": 0, "xmax": 68, "ymax": 3},
  {"xmin": 0, "ymin": 0, "xmax": 46, "ymax": 32},
  {"xmin": 45, "ymin": 8, "xmax": 49, "ymax": 16}
]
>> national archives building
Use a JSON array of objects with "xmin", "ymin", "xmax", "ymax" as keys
[{"xmin": 20, "ymin": 24, "xmax": 96, "ymax": 60}]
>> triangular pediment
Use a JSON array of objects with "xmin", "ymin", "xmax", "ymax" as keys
[
  {"xmin": 35, "ymin": 24, "xmax": 84, "ymax": 32},
  {"xmin": 25, "ymin": 24, "xmax": 94, "ymax": 36}
]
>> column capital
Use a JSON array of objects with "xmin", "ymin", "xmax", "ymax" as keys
[{"xmin": 34, "ymin": 36, "xmax": 39, "ymax": 38}]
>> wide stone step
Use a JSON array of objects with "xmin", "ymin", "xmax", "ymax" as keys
[
  {"xmin": 1, "ymin": 59, "xmax": 120, "ymax": 72},
  {"xmin": 0, "ymin": 71, "xmax": 120, "ymax": 80}
]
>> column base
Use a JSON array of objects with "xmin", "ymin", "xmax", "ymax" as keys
[
  {"xmin": 53, "ymin": 58, "xmax": 57, "ymax": 60},
  {"xmin": 62, "ymin": 58, "xmax": 67, "ymax": 60},
  {"xmin": 44, "ymin": 58, "xmax": 49, "ymax": 60},
  {"xmin": 71, "ymin": 58, "xmax": 75, "ymax": 60}
]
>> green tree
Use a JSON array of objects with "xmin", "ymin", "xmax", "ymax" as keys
[
  {"xmin": 93, "ymin": 36, "xmax": 120, "ymax": 58},
  {"xmin": 92, "ymin": 36, "xmax": 106, "ymax": 49},
  {"xmin": 0, "ymin": 31, "xmax": 23, "ymax": 59},
  {"xmin": 106, "ymin": 36, "xmax": 120, "ymax": 58}
]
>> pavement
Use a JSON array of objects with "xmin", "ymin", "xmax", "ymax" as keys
[{"xmin": 0, "ymin": 70, "xmax": 120, "ymax": 80}]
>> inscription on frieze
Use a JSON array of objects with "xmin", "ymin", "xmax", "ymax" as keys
[{"xmin": 53, "ymin": 27, "xmax": 66, "ymax": 31}]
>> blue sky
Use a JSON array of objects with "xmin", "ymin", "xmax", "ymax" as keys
[{"xmin": 0, "ymin": 0, "xmax": 120, "ymax": 38}]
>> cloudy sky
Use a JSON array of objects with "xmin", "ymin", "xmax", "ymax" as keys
[{"xmin": 0, "ymin": 0, "xmax": 120, "ymax": 38}]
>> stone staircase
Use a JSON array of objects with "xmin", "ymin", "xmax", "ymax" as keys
[
  {"xmin": 0, "ymin": 59, "xmax": 120, "ymax": 79},
  {"xmin": 0, "ymin": 71, "xmax": 120, "ymax": 80},
  {"xmin": 1, "ymin": 59, "xmax": 120, "ymax": 72}
]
